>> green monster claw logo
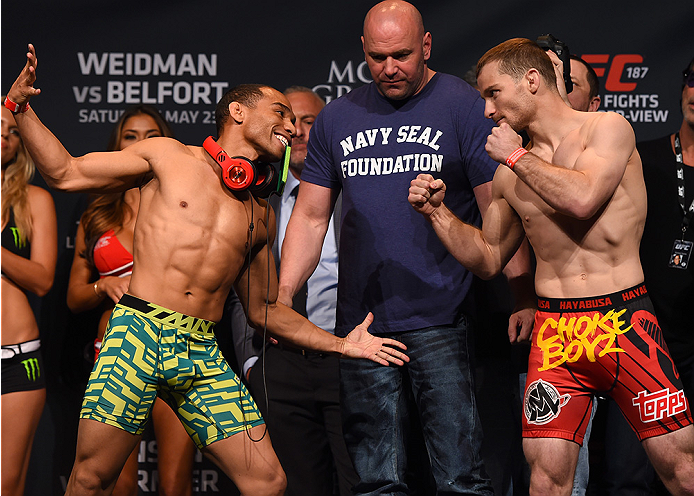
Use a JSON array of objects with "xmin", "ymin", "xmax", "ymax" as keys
[
  {"xmin": 21, "ymin": 358, "xmax": 40, "ymax": 381},
  {"xmin": 10, "ymin": 227, "xmax": 26, "ymax": 249}
]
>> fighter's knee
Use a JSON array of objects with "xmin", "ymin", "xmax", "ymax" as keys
[
  {"xmin": 664, "ymin": 455, "xmax": 694, "ymax": 495},
  {"xmin": 529, "ymin": 470, "xmax": 573, "ymax": 496},
  {"xmin": 238, "ymin": 466, "xmax": 286, "ymax": 496},
  {"xmin": 66, "ymin": 464, "xmax": 119, "ymax": 495},
  {"xmin": 66, "ymin": 467, "xmax": 105, "ymax": 495},
  {"xmin": 263, "ymin": 469, "xmax": 287, "ymax": 496}
]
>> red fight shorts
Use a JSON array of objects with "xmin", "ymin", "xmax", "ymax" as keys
[{"xmin": 523, "ymin": 283, "xmax": 692, "ymax": 444}]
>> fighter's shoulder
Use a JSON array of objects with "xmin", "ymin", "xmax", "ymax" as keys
[
  {"xmin": 125, "ymin": 136, "xmax": 188, "ymax": 159},
  {"xmin": 581, "ymin": 111, "xmax": 634, "ymax": 142},
  {"xmin": 149, "ymin": 136, "xmax": 189, "ymax": 151}
]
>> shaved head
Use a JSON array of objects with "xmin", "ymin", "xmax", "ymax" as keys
[
  {"xmin": 361, "ymin": 0, "xmax": 432, "ymax": 100},
  {"xmin": 364, "ymin": 0, "xmax": 424, "ymax": 39}
]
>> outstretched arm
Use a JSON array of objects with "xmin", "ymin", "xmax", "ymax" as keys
[
  {"xmin": 409, "ymin": 172, "xmax": 526, "ymax": 280},
  {"xmin": 235, "ymin": 207, "xmax": 408, "ymax": 366},
  {"xmin": 486, "ymin": 113, "xmax": 634, "ymax": 220},
  {"xmin": 7, "ymin": 44, "xmax": 152, "ymax": 193}
]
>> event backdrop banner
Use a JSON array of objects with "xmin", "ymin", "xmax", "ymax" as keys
[{"xmin": 2, "ymin": 0, "xmax": 692, "ymax": 494}]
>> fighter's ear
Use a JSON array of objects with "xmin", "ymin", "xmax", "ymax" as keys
[
  {"xmin": 525, "ymin": 68, "xmax": 541, "ymax": 94},
  {"xmin": 229, "ymin": 102, "xmax": 244, "ymax": 124}
]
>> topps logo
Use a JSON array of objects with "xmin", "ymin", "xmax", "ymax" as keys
[{"xmin": 632, "ymin": 389, "xmax": 687, "ymax": 423}]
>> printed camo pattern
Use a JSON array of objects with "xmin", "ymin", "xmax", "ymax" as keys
[{"xmin": 80, "ymin": 305, "xmax": 263, "ymax": 449}]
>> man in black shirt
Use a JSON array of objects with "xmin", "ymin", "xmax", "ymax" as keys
[
  {"xmin": 602, "ymin": 55, "xmax": 694, "ymax": 495},
  {"xmin": 639, "ymin": 56, "xmax": 694, "ymax": 397}
]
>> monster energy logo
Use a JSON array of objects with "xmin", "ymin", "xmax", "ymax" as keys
[
  {"xmin": 10, "ymin": 227, "xmax": 26, "ymax": 249},
  {"xmin": 21, "ymin": 358, "xmax": 40, "ymax": 381}
]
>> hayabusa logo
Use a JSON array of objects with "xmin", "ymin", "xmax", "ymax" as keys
[{"xmin": 524, "ymin": 379, "xmax": 571, "ymax": 425}]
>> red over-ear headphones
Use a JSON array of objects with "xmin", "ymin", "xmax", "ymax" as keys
[{"xmin": 203, "ymin": 136, "xmax": 274, "ymax": 193}]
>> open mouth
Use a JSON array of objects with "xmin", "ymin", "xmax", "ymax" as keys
[{"xmin": 275, "ymin": 134, "xmax": 289, "ymax": 147}]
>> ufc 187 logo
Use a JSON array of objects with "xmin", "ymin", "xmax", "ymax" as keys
[
  {"xmin": 21, "ymin": 357, "xmax": 41, "ymax": 381},
  {"xmin": 581, "ymin": 54, "xmax": 647, "ymax": 92}
]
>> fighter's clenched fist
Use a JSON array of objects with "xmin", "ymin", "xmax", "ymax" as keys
[
  {"xmin": 408, "ymin": 173, "xmax": 446, "ymax": 217},
  {"xmin": 485, "ymin": 122, "xmax": 523, "ymax": 166}
]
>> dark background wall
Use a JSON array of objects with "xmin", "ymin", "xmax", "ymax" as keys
[{"xmin": 2, "ymin": 0, "xmax": 693, "ymax": 493}]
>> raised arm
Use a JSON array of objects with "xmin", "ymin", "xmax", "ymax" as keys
[
  {"xmin": 277, "ymin": 181, "xmax": 337, "ymax": 306},
  {"xmin": 7, "ymin": 45, "xmax": 152, "ymax": 193},
  {"xmin": 486, "ymin": 113, "xmax": 634, "ymax": 220},
  {"xmin": 546, "ymin": 50, "xmax": 572, "ymax": 108},
  {"xmin": 409, "ymin": 172, "xmax": 526, "ymax": 281},
  {"xmin": 235, "ymin": 209, "xmax": 407, "ymax": 366}
]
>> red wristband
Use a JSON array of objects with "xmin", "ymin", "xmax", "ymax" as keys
[
  {"xmin": 3, "ymin": 96, "xmax": 30, "ymax": 114},
  {"xmin": 505, "ymin": 147, "xmax": 528, "ymax": 170}
]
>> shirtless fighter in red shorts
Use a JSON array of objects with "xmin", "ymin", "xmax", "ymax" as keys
[{"xmin": 408, "ymin": 38, "xmax": 694, "ymax": 495}]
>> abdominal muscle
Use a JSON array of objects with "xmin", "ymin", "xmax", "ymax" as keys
[
  {"xmin": 127, "ymin": 197, "xmax": 265, "ymax": 322},
  {"xmin": 527, "ymin": 214, "xmax": 645, "ymax": 299}
]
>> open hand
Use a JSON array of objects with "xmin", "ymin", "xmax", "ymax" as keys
[
  {"xmin": 408, "ymin": 173, "xmax": 446, "ymax": 217},
  {"xmin": 342, "ymin": 313, "xmax": 409, "ymax": 366},
  {"xmin": 8, "ymin": 44, "xmax": 41, "ymax": 107},
  {"xmin": 546, "ymin": 50, "xmax": 572, "ymax": 107}
]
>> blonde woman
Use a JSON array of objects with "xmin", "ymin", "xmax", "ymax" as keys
[{"xmin": 1, "ymin": 97, "xmax": 57, "ymax": 496}]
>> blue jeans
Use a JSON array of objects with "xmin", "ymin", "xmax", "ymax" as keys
[
  {"xmin": 571, "ymin": 397, "xmax": 597, "ymax": 496},
  {"xmin": 340, "ymin": 315, "xmax": 493, "ymax": 495}
]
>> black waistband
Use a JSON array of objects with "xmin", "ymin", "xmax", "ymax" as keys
[
  {"xmin": 537, "ymin": 283, "xmax": 648, "ymax": 313},
  {"xmin": 118, "ymin": 294, "xmax": 216, "ymax": 334}
]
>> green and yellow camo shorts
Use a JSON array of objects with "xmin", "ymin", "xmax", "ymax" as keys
[{"xmin": 80, "ymin": 294, "xmax": 263, "ymax": 449}]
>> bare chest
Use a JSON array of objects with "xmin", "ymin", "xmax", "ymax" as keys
[{"xmin": 138, "ymin": 160, "xmax": 269, "ymax": 255}]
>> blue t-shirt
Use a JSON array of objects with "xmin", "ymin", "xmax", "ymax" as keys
[{"xmin": 302, "ymin": 72, "xmax": 498, "ymax": 336}]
